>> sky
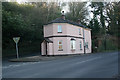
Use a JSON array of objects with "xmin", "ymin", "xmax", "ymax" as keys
[
  {"xmin": 6, "ymin": 0, "xmax": 118, "ymax": 26},
  {"xmin": 6, "ymin": 0, "xmax": 94, "ymax": 23}
]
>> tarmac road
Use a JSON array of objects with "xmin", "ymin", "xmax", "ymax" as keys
[{"xmin": 2, "ymin": 52, "xmax": 118, "ymax": 78}]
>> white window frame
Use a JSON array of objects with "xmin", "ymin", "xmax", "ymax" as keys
[
  {"xmin": 58, "ymin": 25, "xmax": 62, "ymax": 33},
  {"xmin": 58, "ymin": 40, "xmax": 63, "ymax": 51},
  {"xmin": 79, "ymin": 28, "xmax": 81, "ymax": 35},
  {"xmin": 71, "ymin": 40, "xmax": 76, "ymax": 50},
  {"xmin": 80, "ymin": 41, "xmax": 82, "ymax": 50},
  {"xmin": 86, "ymin": 42, "xmax": 89, "ymax": 49}
]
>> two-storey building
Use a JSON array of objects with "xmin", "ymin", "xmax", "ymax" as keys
[{"xmin": 41, "ymin": 11, "xmax": 92, "ymax": 55}]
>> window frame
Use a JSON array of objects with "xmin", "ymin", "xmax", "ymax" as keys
[
  {"xmin": 86, "ymin": 42, "xmax": 89, "ymax": 49},
  {"xmin": 79, "ymin": 28, "xmax": 81, "ymax": 35},
  {"xmin": 58, "ymin": 40, "xmax": 63, "ymax": 51},
  {"xmin": 80, "ymin": 41, "xmax": 82, "ymax": 50},
  {"xmin": 71, "ymin": 39, "xmax": 76, "ymax": 50},
  {"xmin": 58, "ymin": 25, "xmax": 62, "ymax": 33}
]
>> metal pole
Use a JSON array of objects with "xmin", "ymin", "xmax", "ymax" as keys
[
  {"xmin": 16, "ymin": 43, "xmax": 19, "ymax": 59},
  {"xmin": 83, "ymin": 29, "xmax": 86, "ymax": 54}
]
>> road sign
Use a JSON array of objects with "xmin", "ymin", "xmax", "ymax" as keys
[
  {"xmin": 13, "ymin": 37, "xmax": 20, "ymax": 43},
  {"xmin": 13, "ymin": 37, "xmax": 20, "ymax": 59}
]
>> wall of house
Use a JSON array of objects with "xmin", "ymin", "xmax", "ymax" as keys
[
  {"xmin": 47, "ymin": 37, "xmax": 84, "ymax": 55},
  {"xmin": 51, "ymin": 23, "xmax": 83, "ymax": 37},
  {"xmin": 48, "ymin": 43, "xmax": 53, "ymax": 55},
  {"xmin": 52, "ymin": 37, "xmax": 68, "ymax": 55},
  {"xmin": 44, "ymin": 24, "xmax": 53, "ymax": 37},
  {"xmin": 52, "ymin": 23, "xmax": 67, "ymax": 36},
  {"xmin": 84, "ymin": 29, "xmax": 92, "ymax": 53},
  {"xmin": 66, "ymin": 37, "xmax": 84, "ymax": 54},
  {"xmin": 43, "ymin": 23, "xmax": 92, "ymax": 55},
  {"xmin": 66, "ymin": 24, "xmax": 83, "ymax": 37},
  {"xmin": 41, "ymin": 41, "xmax": 46, "ymax": 55}
]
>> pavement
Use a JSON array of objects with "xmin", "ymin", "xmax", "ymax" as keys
[
  {"xmin": 9, "ymin": 56, "xmax": 56, "ymax": 62},
  {"xmin": 9, "ymin": 54, "xmax": 86, "ymax": 62},
  {"xmin": 2, "ymin": 52, "xmax": 119, "ymax": 78}
]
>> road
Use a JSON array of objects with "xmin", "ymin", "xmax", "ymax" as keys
[{"xmin": 2, "ymin": 52, "xmax": 118, "ymax": 78}]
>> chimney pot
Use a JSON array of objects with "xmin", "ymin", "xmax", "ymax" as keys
[
  {"xmin": 77, "ymin": 19, "xmax": 80, "ymax": 24},
  {"xmin": 61, "ymin": 11, "xmax": 65, "ymax": 20}
]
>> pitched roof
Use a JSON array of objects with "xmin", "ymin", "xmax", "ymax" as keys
[
  {"xmin": 45, "ymin": 17, "xmax": 89, "ymax": 29},
  {"xmin": 44, "ymin": 38, "xmax": 53, "ymax": 43}
]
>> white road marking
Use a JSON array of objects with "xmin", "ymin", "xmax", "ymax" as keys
[
  {"xmin": 75, "ymin": 56, "xmax": 102, "ymax": 64},
  {"xmin": 3, "ymin": 62, "xmax": 41, "ymax": 69}
]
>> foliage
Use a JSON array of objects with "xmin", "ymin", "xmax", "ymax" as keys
[
  {"xmin": 2, "ymin": 2, "xmax": 119, "ymax": 57},
  {"xmin": 105, "ymin": 2, "xmax": 120, "ymax": 37},
  {"xmin": 2, "ymin": 2, "xmax": 61, "ymax": 55},
  {"xmin": 88, "ymin": 2, "xmax": 119, "ymax": 52},
  {"xmin": 66, "ymin": 2, "xmax": 89, "ymax": 25}
]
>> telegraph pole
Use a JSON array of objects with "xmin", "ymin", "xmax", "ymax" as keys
[{"xmin": 83, "ymin": 29, "xmax": 86, "ymax": 54}]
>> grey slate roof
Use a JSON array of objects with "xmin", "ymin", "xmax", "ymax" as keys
[{"xmin": 46, "ymin": 17, "xmax": 88, "ymax": 28}]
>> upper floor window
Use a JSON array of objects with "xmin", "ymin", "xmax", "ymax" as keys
[
  {"xmin": 79, "ymin": 28, "xmax": 81, "ymax": 35},
  {"xmin": 71, "ymin": 39, "xmax": 76, "ymax": 50},
  {"xmin": 58, "ymin": 25, "xmax": 62, "ymax": 33},
  {"xmin": 80, "ymin": 41, "xmax": 82, "ymax": 50},
  {"xmin": 58, "ymin": 40, "xmax": 63, "ymax": 51}
]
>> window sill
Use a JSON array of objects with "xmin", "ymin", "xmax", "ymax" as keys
[
  {"xmin": 80, "ymin": 49, "xmax": 82, "ymax": 50},
  {"xmin": 71, "ymin": 49, "xmax": 75, "ymax": 51},
  {"xmin": 58, "ymin": 49, "xmax": 63, "ymax": 51},
  {"xmin": 58, "ymin": 32, "xmax": 62, "ymax": 33}
]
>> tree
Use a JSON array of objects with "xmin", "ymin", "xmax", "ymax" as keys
[
  {"xmin": 105, "ymin": 2, "xmax": 120, "ymax": 37},
  {"xmin": 2, "ymin": 2, "xmax": 62, "ymax": 52},
  {"xmin": 66, "ymin": 2, "xmax": 89, "ymax": 25},
  {"xmin": 90, "ymin": 2, "xmax": 106, "ymax": 35}
]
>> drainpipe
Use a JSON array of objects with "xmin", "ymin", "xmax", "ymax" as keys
[
  {"xmin": 53, "ymin": 38, "xmax": 54, "ymax": 56},
  {"xmin": 45, "ymin": 42, "xmax": 47, "ymax": 56},
  {"xmin": 83, "ymin": 28, "xmax": 86, "ymax": 54}
]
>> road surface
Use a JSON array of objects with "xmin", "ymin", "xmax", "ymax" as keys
[{"xmin": 2, "ymin": 52, "xmax": 118, "ymax": 78}]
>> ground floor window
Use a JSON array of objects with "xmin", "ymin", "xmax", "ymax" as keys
[
  {"xmin": 58, "ymin": 40, "xmax": 63, "ymax": 51},
  {"xmin": 86, "ymin": 42, "xmax": 88, "ymax": 49},
  {"xmin": 71, "ymin": 39, "xmax": 76, "ymax": 50}
]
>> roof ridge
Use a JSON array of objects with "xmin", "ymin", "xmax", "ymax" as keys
[{"xmin": 46, "ymin": 17, "xmax": 89, "ymax": 29}]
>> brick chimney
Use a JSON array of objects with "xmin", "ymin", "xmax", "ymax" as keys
[
  {"xmin": 77, "ymin": 19, "xmax": 81, "ymax": 24},
  {"xmin": 61, "ymin": 11, "xmax": 65, "ymax": 20}
]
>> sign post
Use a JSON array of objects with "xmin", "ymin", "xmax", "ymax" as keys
[{"xmin": 13, "ymin": 37, "xmax": 20, "ymax": 59}]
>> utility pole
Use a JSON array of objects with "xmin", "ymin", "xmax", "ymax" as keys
[{"xmin": 83, "ymin": 28, "xmax": 86, "ymax": 54}]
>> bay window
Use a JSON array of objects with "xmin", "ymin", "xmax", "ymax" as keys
[{"xmin": 71, "ymin": 39, "xmax": 76, "ymax": 50}]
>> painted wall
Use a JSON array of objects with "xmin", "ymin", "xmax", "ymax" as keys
[
  {"xmin": 52, "ymin": 37, "xmax": 68, "ymax": 55},
  {"xmin": 66, "ymin": 37, "xmax": 84, "ymax": 54},
  {"xmin": 44, "ymin": 37, "xmax": 84, "ymax": 55},
  {"xmin": 84, "ymin": 29, "xmax": 92, "ymax": 53},
  {"xmin": 43, "ymin": 23, "xmax": 92, "ymax": 55},
  {"xmin": 51, "ymin": 23, "xmax": 83, "ymax": 37},
  {"xmin": 44, "ymin": 24, "xmax": 53, "ymax": 37},
  {"xmin": 52, "ymin": 23, "xmax": 67, "ymax": 36},
  {"xmin": 48, "ymin": 43, "xmax": 53, "ymax": 55},
  {"xmin": 41, "ymin": 41, "xmax": 46, "ymax": 55},
  {"xmin": 66, "ymin": 24, "xmax": 83, "ymax": 37}
]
